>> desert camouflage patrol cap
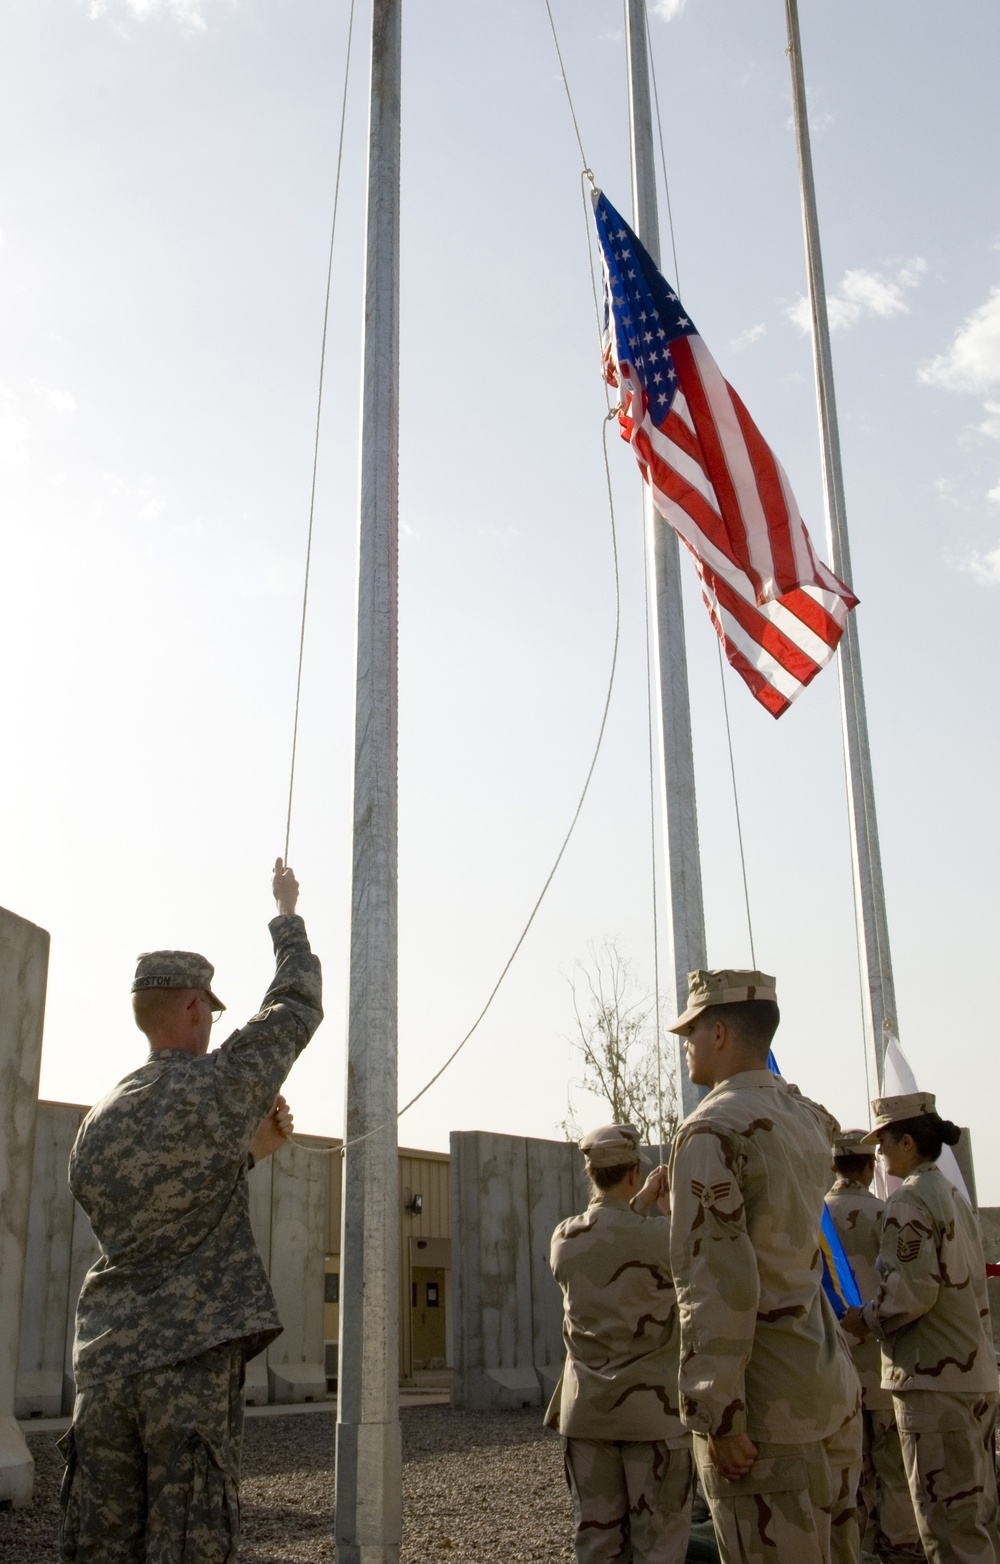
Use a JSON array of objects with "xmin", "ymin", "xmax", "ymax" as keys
[
  {"xmin": 832, "ymin": 1128, "xmax": 876, "ymax": 1157},
  {"xmin": 579, "ymin": 1122, "xmax": 649, "ymax": 1170},
  {"xmin": 131, "ymin": 950, "xmax": 225, "ymax": 1012},
  {"xmin": 667, "ymin": 968, "xmax": 777, "ymax": 1033},
  {"xmin": 860, "ymin": 1091, "xmax": 936, "ymax": 1144}
]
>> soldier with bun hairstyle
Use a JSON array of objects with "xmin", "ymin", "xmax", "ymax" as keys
[{"xmin": 842, "ymin": 1093, "xmax": 999, "ymax": 1564}]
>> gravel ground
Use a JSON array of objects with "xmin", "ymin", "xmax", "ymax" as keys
[{"xmin": 2, "ymin": 1407, "xmax": 718, "ymax": 1561}]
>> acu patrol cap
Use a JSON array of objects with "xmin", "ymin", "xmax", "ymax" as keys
[
  {"xmin": 832, "ymin": 1128, "xmax": 876, "ymax": 1157},
  {"xmin": 132, "ymin": 950, "xmax": 226, "ymax": 1012},
  {"xmin": 579, "ymin": 1123, "xmax": 649, "ymax": 1170},
  {"xmin": 667, "ymin": 968, "xmax": 777, "ymax": 1033},
  {"xmin": 861, "ymin": 1091, "xmax": 936, "ymax": 1145}
]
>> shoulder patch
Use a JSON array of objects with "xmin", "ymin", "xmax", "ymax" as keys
[
  {"xmin": 691, "ymin": 1178, "xmax": 734, "ymax": 1209},
  {"xmin": 896, "ymin": 1222, "xmax": 924, "ymax": 1264}
]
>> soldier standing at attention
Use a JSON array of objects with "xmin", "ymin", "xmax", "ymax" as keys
[
  {"xmin": 841, "ymin": 1094, "xmax": 999, "ymax": 1564},
  {"xmin": 667, "ymin": 969, "xmax": 862, "ymax": 1564},
  {"xmin": 825, "ymin": 1129, "xmax": 925, "ymax": 1562},
  {"xmin": 547, "ymin": 1123, "xmax": 695, "ymax": 1564},
  {"xmin": 59, "ymin": 859, "xmax": 323, "ymax": 1563}
]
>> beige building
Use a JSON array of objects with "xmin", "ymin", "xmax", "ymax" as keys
[{"xmin": 309, "ymin": 1135, "xmax": 451, "ymax": 1383}]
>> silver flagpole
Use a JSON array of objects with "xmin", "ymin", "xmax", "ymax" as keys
[
  {"xmin": 624, "ymin": 0, "xmax": 708, "ymax": 1119},
  {"xmin": 785, "ymin": 0, "xmax": 897, "ymax": 1091},
  {"xmin": 335, "ymin": 0, "xmax": 403, "ymax": 1557}
]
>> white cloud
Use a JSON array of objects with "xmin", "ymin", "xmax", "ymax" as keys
[
  {"xmin": 989, "ymin": 481, "xmax": 1000, "ymax": 505},
  {"xmin": 919, "ymin": 284, "xmax": 1000, "ymax": 395},
  {"xmin": 81, "ymin": 0, "xmax": 228, "ymax": 33},
  {"xmin": 731, "ymin": 323, "xmax": 766, "ymax": 351},
  {"xmin": 650, "ymin": 0, "xmax": 687, "ymax": 17},
  {"xmin": 787, "ymin": 258, "xmax": 926, "ymax": 334},
  {"xmin": 31, "ymin": 379, "xmax": 76, "ymax": 415},
  {"xmin": 974, "ymin": 402, "xmax": 1000, "ymax": 441},
  {"xmin": 786, "ymin": 297, "xmax": 812, "ymax": 334},
  {"xmin": 962, "ymin": 545, "xmax": 1000, "ymax": 585}
]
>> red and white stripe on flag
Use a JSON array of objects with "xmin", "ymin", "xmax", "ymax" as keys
[{"xmin": 595, "ymin": 193, "xmax": 858, "ymax": 718}]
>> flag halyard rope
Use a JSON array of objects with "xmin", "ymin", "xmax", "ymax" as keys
[{"xmin": 284, "ymin": 0, "xmax": 358, "ymax": 865}]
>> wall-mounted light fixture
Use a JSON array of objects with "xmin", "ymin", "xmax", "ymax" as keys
[{"xmin": 405, "ymin": 1192, "xmax": 423, "ymax": 1216}]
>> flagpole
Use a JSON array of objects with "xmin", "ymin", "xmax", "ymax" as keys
[
  {"xmin": 624, "ymin": 0, "xmax": 707, "ymax": 1120},
  {"xmin": 785, "ymin": 0, "xmax": 897, "ymax": 1092},
  {"xmin": 335, "ymin": 0, "xmax": 402, "ymax": 1558}
]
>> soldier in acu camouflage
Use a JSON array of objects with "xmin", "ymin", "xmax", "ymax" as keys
[
  {"xmin": 667, "ymin": 969, "xmax": 862, "ymax": 1564},
  {"xmin": 825, "ymin": 1128, "xmax": 925, "ymax": 1563},
  {"xmin": 842, "ymin": 1094, "xmax": 1000, "ymax": 1564},
  {"xmin": 58, "ymin": 858, "xmax": 323, "ymax": 1564},
  {"xmin": 546, "ymin": 1122, "xmax": 695, "ymax": 1563}
]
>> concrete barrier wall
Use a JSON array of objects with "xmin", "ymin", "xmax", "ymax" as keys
[
  {"xmin": 0, "ymin": 907, "xmax": 50, "ymax": 1506},
  {"xmin": 16, "ymin": 1103, "xmax": 87, "ymax": 1417},
  {"xmin": 450, "ymin": 1131, "xmax": 589, "ymax": 1412},
  {"xmin": 17, "ymin": 1101, "xmax": 328, "ymax": 1414}
]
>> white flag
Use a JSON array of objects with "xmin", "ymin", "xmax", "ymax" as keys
[{"xmin": 872, "ymin": 1033, "xmax": 972, "ymax": 1206}]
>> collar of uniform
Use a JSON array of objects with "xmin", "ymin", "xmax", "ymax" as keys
[
  {"xmin": 145, "ymin": 1048, "xmax": 196, "ymax": 1061},
  {"xmin": 831, "ymin": 1177, "xmax": 873, "ymax": 1194},
  {"xmin": 590, "ymin": 1192, "xmax": 636, "ymax": 1212},
  {"xmin": 708, "ymin": 1067, "xmax": 777, "ymax": 1095}
]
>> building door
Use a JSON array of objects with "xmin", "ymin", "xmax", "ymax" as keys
[{"xmin": 410, "ymin": 1266, "xmax": 447, "ymax": 1368}]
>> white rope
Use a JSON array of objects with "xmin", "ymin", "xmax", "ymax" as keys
[{"xmin": 283, "ymin": 0, "xmax": 358, "ymax": 864}]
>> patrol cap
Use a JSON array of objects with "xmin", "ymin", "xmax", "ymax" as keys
[
  {"xmin": 832, "ymin": 1128, "xmax": 876, "ymax": 1157},
  {"xmin": 131, "ymin": 951, "xmax": 225, "ymax": 1012},
  {"xmin": 667, "ymin": 968, "xmax": 777, "ymax": 1033},
  {"xmin": 579, "ymin": 1123, "xmax": 649, "ymax": 1170},
  {"xmin": 861, "ymin": 1092, "xmax": 936, "ymax": 1145}
]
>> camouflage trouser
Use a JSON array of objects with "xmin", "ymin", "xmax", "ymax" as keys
[
  {"xmin": 694, "ymin": 1412, "xmax": 862, "ymax": 1564},
  {"xmin": 894, "ymin": 1391, "xmax": 1000, "ymax": 1564},
  {"xmin": 58, "ymin": 1341, "xmax": 245, "ymax": 1563},
  {"xmin": 859, "ymin": 1407, "xmax": 925, "ymax": 1562},
  {"xmin": 563, "ymin": 1436, "xmax": 695, "ymax": 1562}
]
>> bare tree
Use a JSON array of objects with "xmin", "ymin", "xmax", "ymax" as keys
[{"xmin": 560, "ymin": 939, "xmax": 679, "ymax": 1150}]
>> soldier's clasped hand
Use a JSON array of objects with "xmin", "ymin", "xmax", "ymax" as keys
[
  {"xmin": 249, "ymin": 1095, "xmax": 294, "ymax": 1162},
  {"xmin": 708, "ymin": 1431, "xmax": 758, "ymax": 1482},
  {"xmin": 273, "ymin": 857, "xmax": 300, "ymax": 916}
]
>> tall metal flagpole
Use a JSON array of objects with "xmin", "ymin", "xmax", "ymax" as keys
[
  {"xmin": 785, "ymin": 0, "xmax": 897, "ymax": 1091},
  {"xmin": 335, "ymin": 0, "xmax": 402, "ymax": 1558},
  {"xmin": 624, "ymin": 0, "xmax": 707, "ymax": 1119}
]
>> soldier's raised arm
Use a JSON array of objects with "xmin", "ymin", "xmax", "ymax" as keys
[{"xmin": 211, "ymin": 858, "xmax": 322, "ymax": 1145}]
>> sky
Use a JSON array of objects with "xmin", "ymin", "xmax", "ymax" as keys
[{"xmin": 2, "ymin": 1, "xmax": 999, "ymax": 1191}]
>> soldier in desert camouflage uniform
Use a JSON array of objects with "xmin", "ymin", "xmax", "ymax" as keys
[
  {"xmin": 547, "ymin": 1122, "xmax": 695, "ymax": 1563},
  {"xmin": 667, "ymin": 969, "xmax": 862, "ymax": 1564},
  {"xmin": 842, "ymin": 1094, "xmax": 999, "ymax": 1564},
  {"xmin": 58, "ymin": 858, "xmax": 323, "ymax": 1563},
  {"xmin": 825, "ymin": 1129, "xmax": 924, "ymax": 1563}
]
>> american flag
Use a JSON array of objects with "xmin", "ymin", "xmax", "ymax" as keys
[{"xmin": 593, "ymin": 190, "xmax": 858, "ymax": 718}]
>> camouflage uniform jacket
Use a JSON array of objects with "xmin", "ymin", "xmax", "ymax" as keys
[
  {"xmin": 69, "ymin": 913, "xmax": 322, "ymax": 1388},
  {"xmin": 824, "ymin": 1179, "xmax": 892, "ymax": 1411},
  {"xmin": 546, "ymin": 1193, "xmax": 687, "ymax": 1442},
  {"xmin": 669, "ymin": 1069, "xmax": 860, "ymax": 1443},
  {"xmin": 860, "ymin": 1161, "xmax": 996, "ymax": 1394}
]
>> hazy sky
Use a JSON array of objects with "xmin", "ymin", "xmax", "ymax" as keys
[{"xmin": 2, "ymin": 1, "xmax": 999, "ymax": 1191}]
